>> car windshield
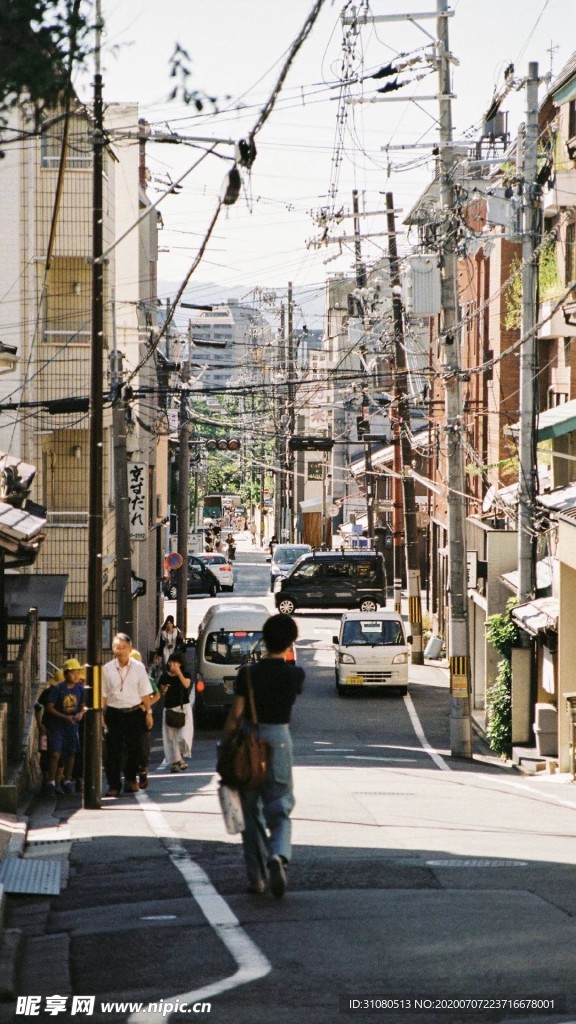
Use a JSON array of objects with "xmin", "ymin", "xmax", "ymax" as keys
[
  {"xmin": 274, "ymin": 546, "xmax": 308, "ymax": 564},
  {"xmin": 342, "ymin": 619, "xmax": 405, "ymax": 646},
  {"xmin": 204, "ymin": 630, "xmax": 263, "ymax": 664}
]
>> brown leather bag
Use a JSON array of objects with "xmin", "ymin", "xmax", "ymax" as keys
[{"xmin": 216, "ymin": 666, "xmax": 272, "ymax": 790}]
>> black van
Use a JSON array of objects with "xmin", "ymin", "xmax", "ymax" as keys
[{"xmin": 273, "ymin": 551, "xmax": 386, "ymax": 615}]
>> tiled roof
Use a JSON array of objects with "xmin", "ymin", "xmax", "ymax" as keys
[{"xmin": 548, "ymin": 50, "xmax": 576, "ymax": 99}]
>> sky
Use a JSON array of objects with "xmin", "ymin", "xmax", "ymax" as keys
[{"xmin": 75, "ymin": 0, "xmax": 576, "ymax": 332}]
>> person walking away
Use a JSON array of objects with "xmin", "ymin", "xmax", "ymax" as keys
[
  {"xmin": 131, "ymin": 649, "xmax": 161, "ymax": 790},
  {"xmin": 102, "ymin": 633, "xmax": 153, "ymax": 796},
  {"xmin": 45, "ymin": 659, "xmax": 86, "ymax": 796},
  {"xmin": 268, "ymin": 534, "xmax": 278, "ymax": 556},
  {"xmin": 159, "ymin": 651, "xmax": 193, "ymax": 772},
  {"xmin": 249, "ymin": 521, "xmax": 257, "ymax": 546},
  {"xmin": 34, "ymin": 668, "xmax": 65, "ymax": 795},
  {"xmin": 222, "ymin": 613, "xmax": 304, "ymax": 898},
  {"xmin": 155, "ymin": 615, "xmax": 185, "ymax": 667},
  {"xmin": 226, "ymin": 532, "xmax": 236, "ymax": 561}
]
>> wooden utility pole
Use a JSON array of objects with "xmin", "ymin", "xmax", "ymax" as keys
[
  {"xmin": 110, "ymin": 342, "xmax": 133, "ymax": 638},
  {"xmin": 84, "ymin": 0, "xmax": 104, "ymax": 808},
  {"xmin": 386, "ymin": 192, "xmax": 424, "ymax": 663},
  {"xmin": 177, "ymin": 355, "xmax": 191, "ymax": 633},
  {"xmin": 275, "ymin": 303, "xmax": 286, "ymax": 542},
  {"xmin": 352, "ymin": 190, "xmax": 375, "ymax": 545},
  {"xmin": 437, "ymin": 0, "xmax": 472, "ymax": 756},
  {"xmin": 287, "ymin": 283, "xmax": 296, "ymax": 542},
  {"xmin": 517, "ymin": 63, "xmax": 540, "ymax": 601}
]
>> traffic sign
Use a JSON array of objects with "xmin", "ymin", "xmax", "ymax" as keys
[{"xmin": 165, "ymin": 552, "xmax": 183, "ymax": 570}]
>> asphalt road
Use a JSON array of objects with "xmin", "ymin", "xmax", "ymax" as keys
[{"xmin": 7, "ymin": 550, "xmax": 576, "ymax": 1024}]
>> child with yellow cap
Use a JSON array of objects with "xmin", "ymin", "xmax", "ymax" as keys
[{"xmin": 45, "ymin": 659, "xmax": 86, "ymax": 796}]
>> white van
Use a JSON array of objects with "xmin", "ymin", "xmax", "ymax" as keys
[
  {"xmin": 193, "ymin": 602, "xmax": 270, "ymax": 722},
  {"xmin": 333, "ymin": 610, "xmax": 411, "ymax": 696}
]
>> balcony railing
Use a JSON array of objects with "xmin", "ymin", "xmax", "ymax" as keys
[{"xmin": 47, "ymin": 512, "xmax": 88, "ymax": 527}]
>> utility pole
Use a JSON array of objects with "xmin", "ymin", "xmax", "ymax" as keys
[
  {"xmin": 392, "ymin": 405, "xmax": 403, "ymax": 614},
  {"xmin": 177, "ymin": 354, "xmax": 191, "ymax": 633},
  {"xmin": 84, "ymin": 0, "xmax": 104, "ymax": 809},
  {"xmin": 517, "ymin": 63, "xmax": 540, "ymax": 601},
  {"xmin": 287, "ymin": 283, "xmax": 295, "ymax": 542},
  {"xmin": 352, "ymin": 190, "xmax": 376, "ymax": 547},
  {"xmin": 110, "ymin": 340, "xmax": 132, "ymax": 637},
  {"xmin": 386, "ymin": 192, "xmax": 424, "ymax": 663},
  {"xmin": 437, "ymin": 0, "xmax": 472, "ymax": 757},
  {"xmin": 275, "ymin": 303, "xmax": 286, "ymax": 541},
  {"xmin": 361, "ymin": 393, "xmax": 376, "ymax": 544}
]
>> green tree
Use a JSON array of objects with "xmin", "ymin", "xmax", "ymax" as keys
[
  {"xmin": 0, "ymin": 1, "xmax": 91, "ymax": 145},
  {"xmin": 485, "ymin": 598, "xmax": 519, "ymax": 756}
]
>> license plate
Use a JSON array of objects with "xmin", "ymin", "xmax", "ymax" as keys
[
  {"xmin": 347, "ymin": 675, "xmax": 363, "ymax": 686},
  {"xmin": 223, "ymin": 678, "xmax": 235, "ymax": 694}
]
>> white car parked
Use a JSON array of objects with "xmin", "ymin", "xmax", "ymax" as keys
[
  {"xmin": 333, "ymin": 610, "xmax": 411, "ymax": 696},
  {"xmin": 196, "ymin": 553, "xmax": 235, "ymax": 592}
]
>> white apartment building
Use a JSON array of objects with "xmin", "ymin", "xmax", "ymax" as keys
[{"xmin": 0, "ymin": 102, "xmax": 161, "ymax": 670}]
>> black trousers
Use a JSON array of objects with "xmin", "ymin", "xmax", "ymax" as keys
[{"xmin": 104, "ymin": 706, "xmax": 146, "ymax": 787}]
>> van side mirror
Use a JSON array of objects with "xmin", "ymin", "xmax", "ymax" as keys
[
  {"xmin": 332, "ymin": 635, "xmax": 338, "ymax": 645},
  {"xmin": 406, "ymin": 635, "xmax": 413, "ymax": 644}
]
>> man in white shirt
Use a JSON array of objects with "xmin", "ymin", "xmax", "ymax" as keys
[{"xmin": 103, "ymin": 633, "xmax": 153, "ymax": 797}]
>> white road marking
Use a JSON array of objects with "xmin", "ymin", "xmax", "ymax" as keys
[
  {"xmin": 128, "ymin": 791, "xmax": 271, "ymax": 1024},
  {"xmin": 403, "ymin": 691, "xmax": 452, "ymax": 771},
  {"xmin": 345, "ymin": 755, "xmax": 419, "ymax": 763}
]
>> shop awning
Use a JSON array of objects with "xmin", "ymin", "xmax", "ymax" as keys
[
  {"xmin": 511, "ymin": 597, "xmax": 559, "ymax": 636},
  {"xmin": 501, "ymin": 557, "xmax": 554, "ymax": 595},
  {"xmin": 536, "ymin": 482, "xmax": 576, "ymax": 514},
  {"xmin": 299, "ymin": 497, "xmax": 323, "ymax": 513},
  {"xmin": 505, "ymin": 398, "xmax": 576, "ymax": 442},
  {"xmin": 3, "ymin": 574, "xmax": 68, "ymax": 620}
]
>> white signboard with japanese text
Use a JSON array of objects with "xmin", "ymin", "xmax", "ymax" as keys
[{"xmin": 128, "ymin": 461, "xmax": 147, "ymax": 541}]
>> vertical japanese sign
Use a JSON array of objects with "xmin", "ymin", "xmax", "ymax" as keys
[{"xmin": 128, "ymin": 461, "xmax": 147, "ymax": 541}]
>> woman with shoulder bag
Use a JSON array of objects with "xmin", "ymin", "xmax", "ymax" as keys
[
  {"xmin": 221, "ymin": 613, "xmax": 304, "ymax": 898},
  {"xmin": 159, "ymin": 652, "xmax": 193, "ymax": 772}
]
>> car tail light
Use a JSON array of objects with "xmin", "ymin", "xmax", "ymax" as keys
[
  {"xmin": 222, "ymin": 565, "xmax": 231, "ymax": 572},
  {"xmin": 196, "ymin": 679, "xmax": 205, "ymax": 692}
]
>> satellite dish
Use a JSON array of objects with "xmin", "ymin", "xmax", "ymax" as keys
[{"xmin": 482, "ymin": 485, "xmax": 495, "ymax": 514}]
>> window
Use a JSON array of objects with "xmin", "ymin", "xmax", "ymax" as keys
[
  {"xmin": 566, "ymin": 223, "xmax": 576, "ymax": 287},
  {"xmin": 40, "ymin": 115, "xmax": 92, "ymax": 168},
  {"xmin": 356, "ymin": 561, "xmax": 379, "ymax": 585},
  {"xmin": 342, "ymin": 619, "xmax": 404, "ymax": 646},
  {"xmin": 42, "ymin": 257, "xmax": 91, "ymax": 343},
  {"xmin": 205, "ymin": 630, "xmax": 263, "ymax": 664},
  {"xmin": 293, "ymin": 562, "xmax": 321, "ymax": 580},
  {"xmin": 569, "ymin": 100, "xmax": 576, "ymax": 142},
  {"xmin": 325, "ymin": 561, "xmax": 352, "ymax": 580}
]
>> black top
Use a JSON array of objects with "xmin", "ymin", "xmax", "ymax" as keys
[
  {"xmin": 160, "ymin": 671, "xmax": 191, "ymax": 708},
  {"xmin": 235, "ymin": 658, "xmax": 304, "ymax": 725}
]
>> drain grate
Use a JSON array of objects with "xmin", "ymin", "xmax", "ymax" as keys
[{"xmin": 0, "ymin": 858, "xmax": 62, "ymax": 895}]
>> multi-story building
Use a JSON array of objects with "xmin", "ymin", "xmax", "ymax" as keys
[
  {"xmin": 188, "ymin": 298, "xmax": 273, "ymax": 394},
  {"xmin": 0, "ymin": 101, "xmax": 161, "ymax": 675}
]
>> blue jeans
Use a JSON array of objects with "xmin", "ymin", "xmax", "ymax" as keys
[{"xmin": 240, "ymin": 723, "xmax": 294, "ymax": 885}]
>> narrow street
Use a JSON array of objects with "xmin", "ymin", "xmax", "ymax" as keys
[{"xmin": 4, "ymin": 546, "xmax": 576, "ymax": 1024}]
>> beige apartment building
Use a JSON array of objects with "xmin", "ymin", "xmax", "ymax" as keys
[{"xmin": 0, "ymin": 102, "xmax": 163, "ymax": 676}]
